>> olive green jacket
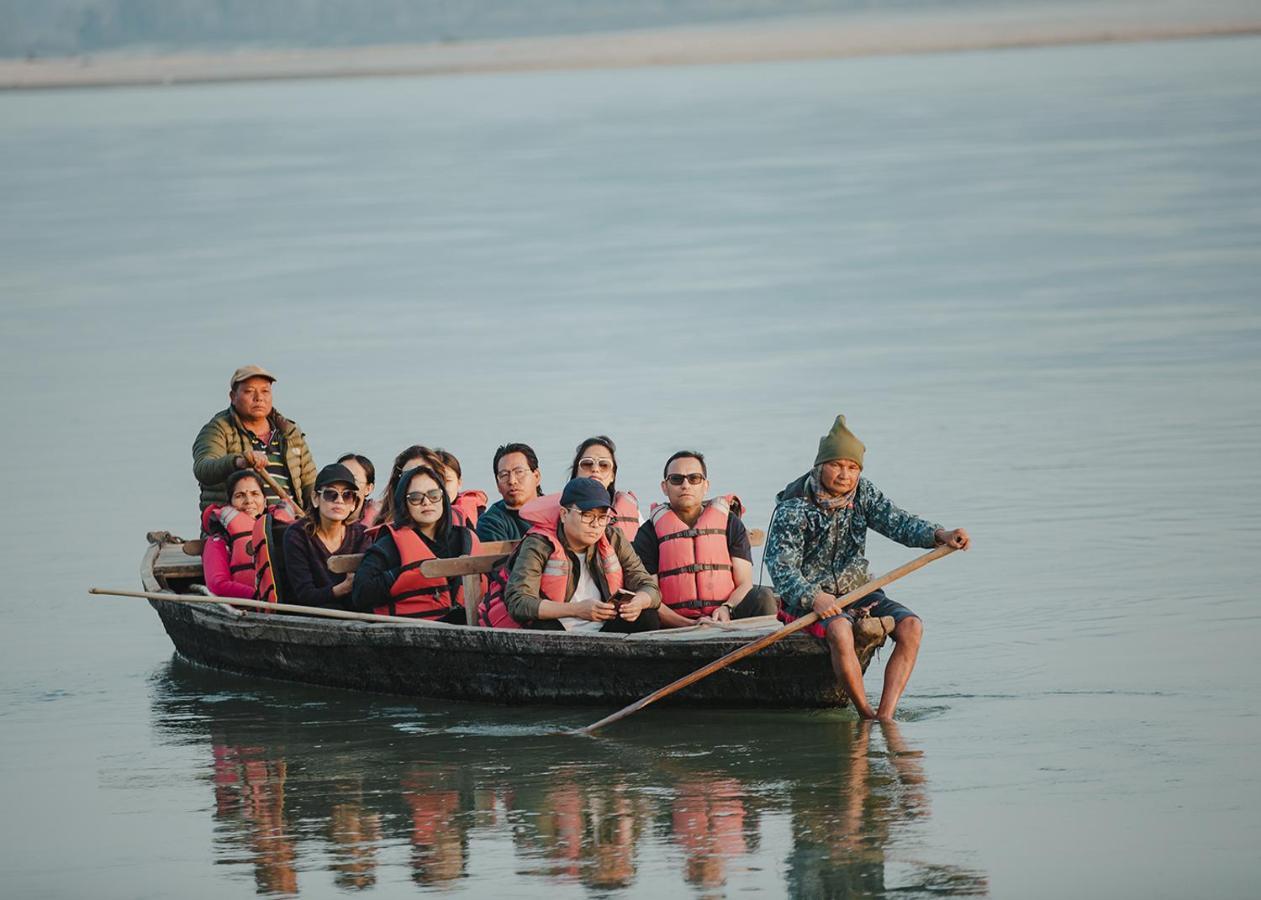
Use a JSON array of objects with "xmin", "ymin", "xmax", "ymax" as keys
[
  {"xmin": 504, "ymin": 524, "xmax": 661, "ymax": 623},
  {"xmin": 192, "ymin": 407, "xmax": 316, "ymax": 511}
]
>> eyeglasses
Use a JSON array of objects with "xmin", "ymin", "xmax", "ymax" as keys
[
  {"xmin": 406, "ymin": 489, "xmax": 445, "ymax": 506},
  {"xmin": 666, "ymin": 474, "xmax": 706, "ymax": 486},
  {"xmin": 578, "ymin": 457, "xmax": 614, "ymax": 472},
  {"xmin": 567, "ymin": 507, "xmax": 612, "ymax": 527},
  {"xmin": 320, "ymin": 488, "xmax": 358, "ymax": 503},
  {"xmin": 496, "ymin": 466, "xmax": 531, "ymax": 483}
]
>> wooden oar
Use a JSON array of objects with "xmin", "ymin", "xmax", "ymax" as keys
[
  {"xmin": 88, "ymin": 587, "xmax": 439, "ymax": 626},
  {"xmin": 575, "ymin": 544, "xmax": 956, "ymax": 735},
  {"xmin": 328, "ymin": 540, "xmax": 520, "ymax": 575},
  {"xmin": 252, "ymin": 465, "xmax": 303, "ymax": 513}
]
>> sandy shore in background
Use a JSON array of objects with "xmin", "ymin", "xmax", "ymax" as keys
[{"xmin": 3, "ymin": 9, "xmax": 1260, "ymax": 90}]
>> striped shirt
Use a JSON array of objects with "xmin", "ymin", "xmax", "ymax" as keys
[{"xmin": 240, "ymin": 424, "xmax": 291, "ymax": 500}]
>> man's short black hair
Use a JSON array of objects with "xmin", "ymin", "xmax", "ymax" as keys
[
  {"xmin": 493, "ymin": 443, "xmax": 543, "ymax": 496},
  {"xmin": 663, "ymin": 450, "xmax": 707, "ymax": 479}
]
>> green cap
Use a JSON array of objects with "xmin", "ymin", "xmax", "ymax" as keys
[{"xmin": 814, "ymin": 415, "xmax": 865, "ymax": 468}]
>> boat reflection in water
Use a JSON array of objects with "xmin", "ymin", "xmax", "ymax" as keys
[{"xmin": 152, "ymin": 658, "xmax": 987, "ymax": 896}]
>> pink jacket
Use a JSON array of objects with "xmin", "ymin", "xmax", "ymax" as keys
[{"xmin": 202, "ymin": 535, "xmax": 256, "ymax": 600}]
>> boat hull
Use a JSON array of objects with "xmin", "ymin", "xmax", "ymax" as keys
[{"xmin": 151, "ymin": 599, "xmax": 847, "ymax": 708}]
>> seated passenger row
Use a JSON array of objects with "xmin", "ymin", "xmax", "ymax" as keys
[{"xmin": 201, "ymin": 439, "xmax": 772, "ymax": 632}]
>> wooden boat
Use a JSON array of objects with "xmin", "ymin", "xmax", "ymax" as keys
[{"xmin": 141, "ymin": 532, "xmax": 892, "ymax": 709}]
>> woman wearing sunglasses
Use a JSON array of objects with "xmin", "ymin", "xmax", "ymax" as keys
[
  {"xmin": 568, "ymin": 435, "xmax": 640, "ymax": 541},
  {"xmin": 351, "ymin": 465, "xmax": 482, "ymax": 623},
  {"xmin": 282, "ymin": 463, "xmax": 370, "ymax": 609}
]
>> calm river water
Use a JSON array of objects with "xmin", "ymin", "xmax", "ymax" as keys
[{"xmin": 1, "ymin": 33, "xmax": 1259, "ymax": 899}]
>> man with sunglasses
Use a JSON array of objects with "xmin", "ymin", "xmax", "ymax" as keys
[
  {"xmin": 476, "ymin": 443, "xmax": 544, "ymax": 543},
  {"xmin": 495, "ymin": 477, "xmax": 661, "ymax": 632},
  {"xmin": 632, "ymin": 451, "xmax": 777, "ymax": 628}
]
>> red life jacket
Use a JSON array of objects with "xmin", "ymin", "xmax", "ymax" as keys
[
  {"xmin": 478, "ymin": 493, "xmax": 624, "ymax": 629},
  {"xmin": 381, "ymin": 524, "xmax": 479, "ymax": 619},
  {"xmin": 451, "ymin": 489, "xmax": 488, "ymax": 528},
  {"xmin": 201, "ymin": 504, "xmax": 256, "ymax": 589},
  {"xmin": 251, "ymin": 506, "xmax": 296, "ymax": 604},
  {"xmin": 610, "ymin": 490, "xmax": 640, "ymax": 541},
  {"xmin": 650, "ymin": 495, "xmax": 740, "ymax": 619}
]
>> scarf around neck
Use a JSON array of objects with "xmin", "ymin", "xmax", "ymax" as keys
[{"xmin": 810, "ymin": 472, "xmax": 856, "ymax": 511}]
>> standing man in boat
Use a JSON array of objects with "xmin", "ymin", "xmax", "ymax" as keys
[
  {"xmin": 193, "ymin": 365, "xmax": 316, "ymax": 513},
  {"xmin": 632, "ymin": 450, "xmax": 778, "ymax": 627},
  {"xmin": 476, "ymin": 442, "xmax": 544, "ymax": 543},
  {"xmin": 764, "ymin": 415, "xmax": 970, "ymax": 720}
]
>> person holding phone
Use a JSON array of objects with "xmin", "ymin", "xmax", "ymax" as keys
[{"xmin": 489, "ymin": 477, "xmax": 661, "ymax": 632}]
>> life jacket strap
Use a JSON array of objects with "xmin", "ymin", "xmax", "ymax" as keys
[
  {"xmin": 658, "ymin": 527, "xmax": 726, "ymax": 542},
  {"xmin": 659, "ymin": 562, "xmax": 733, "ymax": 579}
]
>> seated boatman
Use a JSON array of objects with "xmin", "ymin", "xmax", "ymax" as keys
[
  {"xmin": 476, "ymin": 442, "xmax": 544, "ymax": 543},
  {"xmin": 487, "ymin": 477, "xmax": 662, "ymax": 632},
  {"xmin": 632, "ymin": 450, "xmax": 778, "ymax": 628},
  {"xmin": 192, "ymin": 365, "xmax": 316, "ymax": 513},
  {"xmin": 764, "ymin": 415, "xmax": 970, "ymax": 721}
]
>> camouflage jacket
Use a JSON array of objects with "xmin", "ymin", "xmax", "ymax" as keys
[{"xmin": 764, "ymin": 473, "xmax": 941, "ymax": 617}]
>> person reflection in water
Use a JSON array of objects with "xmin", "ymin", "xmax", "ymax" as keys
[
  {"xmin": 786, "ymin": 720, "xmax": 988, "ymax": 898},
  {"xmin": 402, "ymin": 766, "xmax": 470, "ymax": 886},
  {"xmin": 513, "ymin": 773, "xmax": 644, "ymax": 889},
  {"xmin": 210, "ymin": 741, "xmax": 300, "ymax": 895},
  {"xmin": 327, "ymin": 780, "xmax": 383, "ymax": 891},
  {"xmin": 671, "ymin": 774, "xmax": 755, "ymax": 890}
]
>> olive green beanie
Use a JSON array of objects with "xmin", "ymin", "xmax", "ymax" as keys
[{"xmin": 814, "ymin": 414, "xmax": 865, "ymax": 468}]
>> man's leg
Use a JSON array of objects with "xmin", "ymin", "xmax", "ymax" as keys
[
  {"xmin": 875, "ymin": 615, "xmax": 923, "ymax": 721},
  {"xmin": 731, "ymin": 585, "xmax": 778, "ymax": 619},
  {"xmin": 824, "ymin": 617, "xmax": 878, "ymax": 719}
]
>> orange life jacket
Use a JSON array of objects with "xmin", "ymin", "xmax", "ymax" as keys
[
  {"xmin": 478, "ymin": 493, "xmax": 624, "ymax": 628},
  {"xmin": 451, "ymin": 489, "xmax": 488, "ymax": 528},
  {"xmin": 382, "ymin": 524, "xmax": 479, "ymax": 619},
  {"xmin": 650, "ymin": 495, "xmax": 740, "ymax": 619},
  {"xmin": 251, "ymin": 506, "xmax": 296, "ymax": 604},
  {"xmin": 202, "ymin": 504, "xmax": 256, "ymax": 588},
  {"xmin": 610, "ymin": 490, "xmax": 640, "ymax": 541}
]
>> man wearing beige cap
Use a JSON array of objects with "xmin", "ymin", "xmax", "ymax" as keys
[
  {"xmin": 192, "ymin": 366, "xmax": 316, "ymax": 513},
  {"xmin": 765, "ymin": 415, "xmax": 970, "ymax": 720}
]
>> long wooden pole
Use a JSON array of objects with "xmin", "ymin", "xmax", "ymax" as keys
[
  {"xmin": 252, "ymin": 465, "xmax": 303, "ymax": 513},
  {"xmin": 576, "ymin": 545, "xmax": 956, "ymax": 736},
  {"xmin": 88, "ymin": 587, "xmax": 436, "ymax": 626}
]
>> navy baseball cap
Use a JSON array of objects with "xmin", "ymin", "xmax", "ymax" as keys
[{"xmin": 560, "ymin": 477, "xmax": 613, "ymax": 511}]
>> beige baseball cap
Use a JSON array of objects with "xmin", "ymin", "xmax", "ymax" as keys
[{"xmin": 229, "ymin": 365, "xmax": 277, "ymax": 389}]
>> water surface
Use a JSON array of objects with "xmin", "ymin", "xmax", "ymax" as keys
[{"xmin": 1, "ymin": 34, "xmax": 1259, "ymax": 898}]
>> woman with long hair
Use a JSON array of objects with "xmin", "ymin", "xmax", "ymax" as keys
[
  {"xmin": 568, "ymin": 435, "xmax": 640, "ymax": 541},
  {"xmin": 281, "ymin": 463, "xmax": 370, "ymax": 609},
  {"xmin": 351, "ymin": 465, "xmax": 482, "ymax": 623},
  {"xmin": 376, "ymin": 445, "xmax": 434, "ymax": 528}
]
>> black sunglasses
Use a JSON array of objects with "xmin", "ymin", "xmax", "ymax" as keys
[{"xmin": 665, "ymin": 474, "xmax": 705, "ymax": 486}]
